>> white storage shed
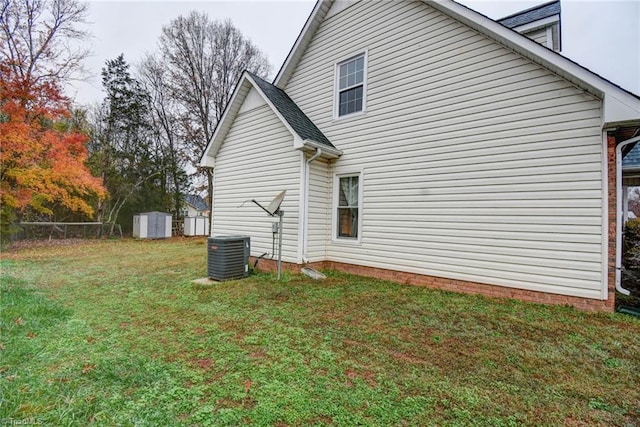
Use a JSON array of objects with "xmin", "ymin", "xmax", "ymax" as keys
[
  {"xmin": 184, "ymin": 216, "xmax": 210, "ymax": 237},
  {"xmin": 133, "ymin": 212, "xmax": 172, "ymax": 239}
]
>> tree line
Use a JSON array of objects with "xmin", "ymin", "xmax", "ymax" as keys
[{"xmin": 1, "ymin": 0, "xmax": 269, "ymax": 238}]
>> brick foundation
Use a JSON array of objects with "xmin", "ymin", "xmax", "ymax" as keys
[{"xmin": 253, "ymin": 256, "xmax": 615, "ymax": 312}]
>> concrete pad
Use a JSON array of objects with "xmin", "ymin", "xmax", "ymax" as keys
[{"xmin": 193, "ymin": 277, "xmax": 218, "ymax": 286}]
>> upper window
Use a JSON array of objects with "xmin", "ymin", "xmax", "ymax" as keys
[
  {"xmin": 335, "ymin": 53, "xmax": 366, "ymax": 118},
  {"xmin": 336, "ymin": 174, "xmax": 360, "ymax": 239}
]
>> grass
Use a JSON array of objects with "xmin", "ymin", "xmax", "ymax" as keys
[{"xmin": 1, "ymin": 238, "xmax": 639, "ymax": 426}]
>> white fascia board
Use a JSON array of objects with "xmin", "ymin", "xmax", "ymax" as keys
[
  {"xmin": 430, "ymin": 0, "xmax": 640, "ymax": 126},
  {"xmin": 200, "ymin": 155, "xmax": 215, "ymax": 168},
  {"xmin": 604, "ymin": 94, "xmax": 640, "ymax": 127},
  {"xmin": 301, "ymin": 139, "xmax": 343, "ymax": 158},
  {"xmin": 274, "ymin": 0, "xmax": 334, "ymax": 89},
  {"xmin": 512, "ymin": 14, "xmax": 559, "ymax": 33}
]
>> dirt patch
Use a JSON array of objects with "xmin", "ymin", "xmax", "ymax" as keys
[
  {"xmin": 344, "ymin": 367, "xmax": 378, "ymax": 388},
  {"xmin": 191, "ymin": 358, "xmax": 215, "ymax": 370},
  {"xmin": 216, "ymin": 397, "xmax": 256, "ymax": 410}
]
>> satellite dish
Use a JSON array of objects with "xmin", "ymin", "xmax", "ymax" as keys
[
  {"xmin": 251, "ymin": 190, "xmax": 286, "ymax": 216},
  {"xmin": 266, "ymin": 190, "xmax": 286, "ymax": 215}
]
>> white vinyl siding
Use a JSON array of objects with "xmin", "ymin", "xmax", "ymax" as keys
[
  {"xmin": 285, "ymin": 0, "xmax": 605, "ymax": 299},
  {"xmin": 523, "ymin": 27, "xmax": 548, "ymax": 46},
  {"xmin": 306, "ymin": 157, "xmax": 330, "ymax": 261},
  {"xmin": 212, "ymin": 104, "xmax": 300, "ymax": 263}
]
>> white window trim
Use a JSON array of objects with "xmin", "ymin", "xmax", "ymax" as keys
[
  {"xmin": 332, "ymin": 169, "xmax": 363, "ymax": 244},
  {"xmin": 333, "ymin": 50, "xmax": 368, "ymax": 121}
]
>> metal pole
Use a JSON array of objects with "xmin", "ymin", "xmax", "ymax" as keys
[{"xmin": 277, "ymin": 210, "xmax": 283, "ymax": 280}]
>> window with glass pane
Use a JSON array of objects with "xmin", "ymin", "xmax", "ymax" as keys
[
  {"xmin": 337, "ymin": 55, "xmax": 365, "ymax": 117},
  {"xmin": 337, "ymin": 175, "xmax": 359, "ymax": 238}
]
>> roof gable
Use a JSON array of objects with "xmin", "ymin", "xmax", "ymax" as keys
[
  {"xmin": 200, "ymin": 71, "xmax": 340, "ymax": 166},
  {"xmin": 247, "ymin": 72, "xmax": 334, "ymax": 149},
  {"xmin": 274, "ymin": 0, "xmax": 640, "ymax": 127}
]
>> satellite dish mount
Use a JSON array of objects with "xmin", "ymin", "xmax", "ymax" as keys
[
  {"xmin": 250, "ymin": 190, "xmax": 286, "ymax": 279},
  {"xmin": 251, "ymin": 190, "xmax": 285, "ymax": 217}
]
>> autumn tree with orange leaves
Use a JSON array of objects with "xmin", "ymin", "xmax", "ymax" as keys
[
  {"xmin": 0, "ymin": 66, "xmax": 106, "ymax": 234},
  {"xmin": 0, "ymin": 0, "xmax": 104, "ymax": 237}
]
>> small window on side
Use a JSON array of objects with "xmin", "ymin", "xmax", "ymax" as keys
[
  {"xmin": 336, "ymin": 175, "xmax": 360, "ymax": 239},
  {"xmin": 335, "ymin": 52, "xmax": 367, "ymax": 118}
]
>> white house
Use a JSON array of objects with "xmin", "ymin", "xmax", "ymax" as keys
[
  {"xmin": 201, "ymin": 0, "xmax": 640, "ymax": 311},
  {"xmin": 183, "ymin": 194, "xmax": 209, "ymax": 218}
]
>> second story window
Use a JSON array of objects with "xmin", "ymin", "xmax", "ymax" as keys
[{"xmin": 335, "ymin": 52, "xmax": 366, "ymax": 118}]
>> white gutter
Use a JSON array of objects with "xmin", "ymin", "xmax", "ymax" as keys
[
  {"xmin": 301, "ymin": 148, "xmax": 322, "ymax": 263},
  {"xmin": 301, "ymin": 139, "xmax": 342, "ymax": 158},
  {"xmin": 615, "ymin": 134, "xmax": 640, "ymax": 296}
]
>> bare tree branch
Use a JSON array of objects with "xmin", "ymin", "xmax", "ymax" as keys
[
  {"xmin": 157, "ymin": 12, "xmax": 271, "ymax": 223},
  {"xmin": 0, "ymin": 0, "xmax": 91, "ymax": 84}
]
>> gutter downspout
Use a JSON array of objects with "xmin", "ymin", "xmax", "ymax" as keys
[
  {"xmin": 302, "ymin": 148, "xmax": 322, "ymax": 263},
  {"xmin": 615, "ymin": 135, "xmax": 640, "ymax": 296}
]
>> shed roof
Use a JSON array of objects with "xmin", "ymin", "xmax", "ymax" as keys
[{"xmin": 498, "ymin": 1, "xmax": 560, "ymax": 29}]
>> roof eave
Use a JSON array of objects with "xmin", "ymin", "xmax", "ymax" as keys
[{"xmin": 301, "ymin": 139, "xmax": 343, "ymax": 158}]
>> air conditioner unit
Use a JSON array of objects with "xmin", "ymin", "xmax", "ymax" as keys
[{"xmin": 207, "ymin": 236, "xmax": 250, "ymax": 281}]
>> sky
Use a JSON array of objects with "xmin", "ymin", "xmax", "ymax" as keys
[{"xmin": 67, "ymin": 0, "xmax": 639, "ymax": 105}]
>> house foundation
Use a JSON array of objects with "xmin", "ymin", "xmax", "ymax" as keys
[{"xmin": 252, "ymin": 257, "xmax": 615, "ymax": 312}]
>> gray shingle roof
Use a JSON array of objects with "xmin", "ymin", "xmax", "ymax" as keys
[
  {"xmin": 623, "ymin": 144, "xmax": 640, "ymax": 169},
  {"xmin": 247, "ymin": 72, "xmax": 335, "ymax": 149},
  {"xmin": 184, "ymin": 194, "xmax": 208, "ymax": 211},
  {"xmin": 498, "ymin": 1, "xmax": 560, "ymax": 29}
]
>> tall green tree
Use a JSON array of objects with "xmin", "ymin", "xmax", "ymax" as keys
[{"xmin": 89, "ymin": 54, "xmax": 168, "ymax": 234}]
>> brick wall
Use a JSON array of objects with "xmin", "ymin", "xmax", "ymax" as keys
[{"xmin": 606, "ymin": 132, "xmax": 618, "ymax": 310}]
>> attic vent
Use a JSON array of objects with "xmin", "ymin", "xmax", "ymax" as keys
[{"xmin": 207, "ymin": 236, "xmax": 250, "ymax": 281}]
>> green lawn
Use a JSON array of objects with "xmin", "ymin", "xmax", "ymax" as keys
[{"xmin": 1, "ymin": 238, "xmax": 639, "ymax": 426}]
